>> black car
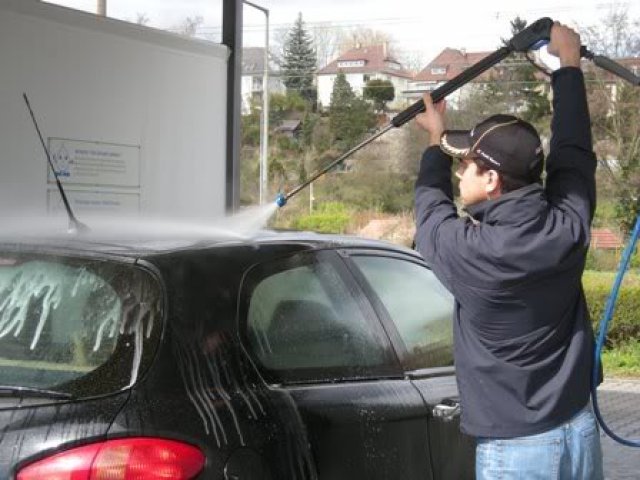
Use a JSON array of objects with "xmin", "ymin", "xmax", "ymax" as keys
[{"xmin": 0, "ymin": 227, "xmax": 474, "ymax": 479}]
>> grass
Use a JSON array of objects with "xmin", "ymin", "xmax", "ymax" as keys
[
  {"xmin": 583, "ymin": 270, "xmax": 640, "ymax": 287},
  {"xmin": 601, "ymin": 341, "xmax": 640, "ymax": 378}
]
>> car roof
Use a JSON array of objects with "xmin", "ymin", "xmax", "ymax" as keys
[{"xmin": 0, "ymin": 217, "xmax": 420, "ymax": 259}]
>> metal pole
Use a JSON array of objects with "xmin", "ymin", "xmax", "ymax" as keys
[
  {"xmin": 243, "ymin": 1, "xmax": 269, "ymax": 204},
  {"xmin": 223, "ymin": 0, "xmax": 243, "ymax": 212},
  {"xmin": 97, "ymin": 0, "xmax": 106, "ymax": 16},
  {"xmin": 261, "ymin": 10, "xmax": 269, "ymax": 204}
]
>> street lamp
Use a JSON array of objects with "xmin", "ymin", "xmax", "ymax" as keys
[{"xmin": 243, "ymin": 1, "xmax": 269, "ymax": 204}]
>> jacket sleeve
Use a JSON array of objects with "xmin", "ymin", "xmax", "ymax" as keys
[
  {"xmin": 545, "ymin": 67, "xmax": 597, "ymax": 235},
  {"xmin": 414, "ymin": 146, "xmax": 469, "ymax": 293}
]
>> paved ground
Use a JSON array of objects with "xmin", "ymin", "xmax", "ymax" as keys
[{"xmin": 598, "ymin": 378, "xmax": 640, "ymax": 479}]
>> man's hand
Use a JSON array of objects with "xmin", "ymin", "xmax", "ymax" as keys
[
  {"xmin": 548, "ymin": 22, "xmax": 581, "ymax": 69},
  {"xmin": 415, "ymin": 94, "xmax": 446, "ymax": 147}
]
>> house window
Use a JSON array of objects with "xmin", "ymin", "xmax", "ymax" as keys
[
  {"xmin": 430, "ymin": 67, "xmax": 446, "ymax": 75},
  {"xmin": 337, "ymin": 60, "xmax": 365, "ymax": 68},
  {"xmin": 363, "ymin": 74, "xmax": 371, "ymax": 82}
]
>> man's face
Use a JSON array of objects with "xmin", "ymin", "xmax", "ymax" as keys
[{"xmin": 455, "ymin": 157, "xmax": 491, "ymax": 207}]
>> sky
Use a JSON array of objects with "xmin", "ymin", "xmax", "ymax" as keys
[{"xmin": 46, "ymin": 0, "xmax": 639, "ymax": 67}]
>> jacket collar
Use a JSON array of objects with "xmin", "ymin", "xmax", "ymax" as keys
[{"xmin": 464, "ymin": 183, "xmax": 546, "ymax": 225}]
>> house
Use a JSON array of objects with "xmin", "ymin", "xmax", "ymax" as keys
[
  {"xmin": 241, "ymin": 47, "xmax": 285, "ymax": 114},
  {"xmin": 316, "ymin": 44, "xmax": 413, "ymax": 110},
  {"xmin": 274, "ymin": 119, "xmax": 302, "ymax": 139},
  {"xmin": 588, "ymin": 56, "xmax": 640, "ymax": 82},
  {"xmin": 585, "ymin": 56, "xmax": 640, "ymax": 109},
  {"xmin": 591, "ymin": 228, "xmax": 623, "ymax": 250},
  {"xmin": 406, "ymin": 48, "xmax": 494, "ymax": 106}
]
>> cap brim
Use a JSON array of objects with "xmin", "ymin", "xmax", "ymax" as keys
[{"xmin": 440, "ymin": 130, "xmax": 472, "ymax": 158}]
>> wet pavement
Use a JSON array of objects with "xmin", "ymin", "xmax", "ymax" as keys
[{"xmin": 598, "ymin": 378, "xmax": 640, "ymax": 479}]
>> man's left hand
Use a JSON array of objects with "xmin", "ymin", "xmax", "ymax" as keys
[{"xmin": 415, "ymin": 93, "xmax": 446, "ymax": 147}]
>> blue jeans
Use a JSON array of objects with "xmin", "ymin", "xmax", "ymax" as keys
[{"xmin": 476, "ymin": 405, "xmax": 603, "ymax": 479}]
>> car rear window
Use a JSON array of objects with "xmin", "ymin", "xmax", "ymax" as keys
[{"xmin": 0, "ymin": 252, "xmax": 163, "ymax": 397}]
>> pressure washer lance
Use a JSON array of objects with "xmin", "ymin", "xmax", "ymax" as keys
[{"xmin": 275, "ymin": 17, "xmax": 640, "ymax": 208}]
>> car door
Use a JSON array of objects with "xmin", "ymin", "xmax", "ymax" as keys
[
  {"xmin": 239, "ymin": 249, "xmax": 436, "ymax": 480},
  {"xmin": 342, "ymin": 249, "xmax": 476, "ymax": 479}
]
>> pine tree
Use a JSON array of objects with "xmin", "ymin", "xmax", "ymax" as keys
[
  {"xmin": 499, "ymin": 17, "xmax": 551, "ymax": 129},
  {"xmin": 329, "ymin": 72, "xmax": 376, "ymax": 149},
  {"xmin": 281, "ymin": 13, "xmax": 317, "ymax": 105}
]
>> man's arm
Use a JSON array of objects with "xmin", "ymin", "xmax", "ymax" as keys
[
  {"xmin": 545, "ymin": 23, "xmax": 597, "ymax": 230},
  {"xmin": 413, "ymin": 95, "xmax": 467, "ymax": 292}
]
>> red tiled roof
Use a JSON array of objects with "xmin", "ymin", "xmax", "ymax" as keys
[
  {"xmin": 591, "ymin": 228, "xmax": 623, "ymax": 250},
  {"xmin": 413, "ymin": 48, "xmax": 493, "ymax": 82},
  {"xmin": 317, "ymin": 44, "xmax": 414, "ymax": 79}
]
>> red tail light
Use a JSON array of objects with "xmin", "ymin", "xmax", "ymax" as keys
[{"xmin": 17, "ymin": 437, "xmax": 205, "ymax": 480}]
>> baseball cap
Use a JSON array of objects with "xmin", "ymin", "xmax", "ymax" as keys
[{"xmin": 440, "ymin": 114, "xmax": 544, "ymax": 182}]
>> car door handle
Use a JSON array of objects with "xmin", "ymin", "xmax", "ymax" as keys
[{"xmin": 432, "ymin": 399, "xmax": 460, "ymax": 421}]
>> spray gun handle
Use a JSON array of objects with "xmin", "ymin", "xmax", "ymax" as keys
[
  {"xmin": 391, "ymin": 18, "xmax": 555, "ymax": 129},
  {"xmin": 391, "ymin": 46, "xmax": 511, "ymax": 128},
  {"xmin": 390, "ymin": 98, "xmax": 428, "ymax": 128},
  {"xmin": 591, "ymin": 54, "xmax": 640, "ymax": 86},
  {"xmin": 509, "ymin": 17, "xmax": 553, "ymax": 52}
]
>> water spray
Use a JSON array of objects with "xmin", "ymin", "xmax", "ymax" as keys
[{"xmin": 274, "ymin": 17, "xmax": 640, "ymax": 208}]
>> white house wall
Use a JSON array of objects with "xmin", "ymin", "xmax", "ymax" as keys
[
  {"xmin": 241, "ymin": 74, "xmax": 286, "ymax": 114},
  {"xmin": 318, "ymin": 73, "xmax": 410, "ymax": 110},
  {"xmin": 241, "ymin": 75, "xmax": 254, "ymax": 113}
]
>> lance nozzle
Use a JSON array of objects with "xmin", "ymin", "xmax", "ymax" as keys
[{"xmin": 275, "ymin": 192, "xmax": 287, "ymax": 208}]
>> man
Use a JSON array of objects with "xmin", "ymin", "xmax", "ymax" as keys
[{"xmin": 413, "ymin": 23, "xmax": 603, "ymax": 479}]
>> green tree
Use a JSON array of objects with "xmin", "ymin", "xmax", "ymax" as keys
[
  {"xmin": 300, "ymin": 111, "xmax": 318, "ymax": 148},
  {"xmin": 590, "ymin": 78, "xmax": 640, "ymax": 232},
  {"xmin": 268, "ymin": 91, "xmax": 306, "ymax": 126},
  {"xmin": 281, "ymin": 13, "xmax": 317, "ymax": 105},
  {"xmin": 488, "ymin": 17, "xmax": 551, "ymax": 130},
  {"xmin": 363, "ymin": 79, "xmax": 395, "ymax": 112},
  {"xmin": 328, "ymin": 72, "xmax": 376, "ymax": 149},
  {"xmin": 584, "ymin": 6, "xmax": 640, "ymax": 232}
]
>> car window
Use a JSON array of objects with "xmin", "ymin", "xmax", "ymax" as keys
[
  {"xmin": 351, "ymin": 255, "xmax": 454, "ymax": 371},
  {"xmin": 243, "ymin": 252, "xmax": 396, "ymax": 383},
  {"xmin": 0, "ymin": 252, "xmax": 163, "ymax": 397}
]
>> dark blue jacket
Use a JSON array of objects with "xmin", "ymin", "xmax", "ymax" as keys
[{"xmin": 414, "ymin": 67, "xmax": 597, "ymax": 438}]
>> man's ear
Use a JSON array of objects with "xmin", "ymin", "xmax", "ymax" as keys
[{"xmin": 485, "ymin": 169, "xmax": 502, "ymax": 196}]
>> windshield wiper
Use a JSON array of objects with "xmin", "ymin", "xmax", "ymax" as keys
[{"xmin": 0, "ymin": 385, "xmax": 74, "ymax": 400}]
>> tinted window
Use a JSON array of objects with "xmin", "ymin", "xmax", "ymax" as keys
[
  {"xmin": 352, "ymin": 255, "xmax": 454, "ymax": 370},
  {"xmin": 0, "ymin": 252, "xmax": 162, "ymax": 397},
  {"xmin": 244, "ymin": 252, "xmax": 395, "ymax": 382}
]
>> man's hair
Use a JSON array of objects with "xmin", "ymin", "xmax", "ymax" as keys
[{"xmin": 472, "ymin": 159, "xmax": 538, "ymax": 194}]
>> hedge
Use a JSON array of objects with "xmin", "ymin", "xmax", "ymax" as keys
[
  {"xmin": 583, "ymin": 271, "xmax": 640, "ymax": 348},
  {"xmin": 586, "ymin": 245, "xmax": 639, "ymax": 271},
  {"xmin": 292, "ymin": 202, "xmax": 350, "ymax": 234}
]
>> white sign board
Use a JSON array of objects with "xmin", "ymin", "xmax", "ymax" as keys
[
  {"xmin": 47, "ymin": 189, "xmax": 140, "ymax": 216},
  {"xmin": 48, "ymin": 138, "xmax": 140, "ymax": 188}
]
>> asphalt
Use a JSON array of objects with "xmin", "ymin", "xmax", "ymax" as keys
[{"xmin": 598, "ymin": 378, "xmax": 640, "ymax": 479}]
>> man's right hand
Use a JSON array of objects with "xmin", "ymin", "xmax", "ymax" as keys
[
  {"xmin": 547, "ymin": 22, "xmax": 581, "ymax": 69},
  {"xmin": 415, "ymin": 93, "xmax": 446, "ymax": 147}
]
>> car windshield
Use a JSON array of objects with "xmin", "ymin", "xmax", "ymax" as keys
[{"xmin": 0, "ymin": 252, "xmax": 162, "ymax": 396}]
